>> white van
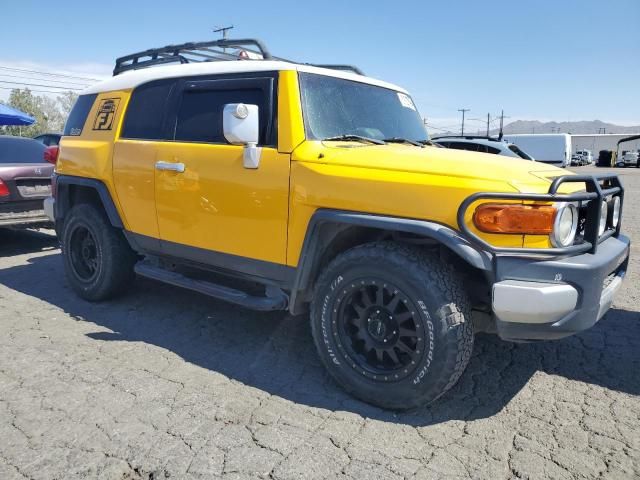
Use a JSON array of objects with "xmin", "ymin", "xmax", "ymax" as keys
[{"xmin": 502, "ymin": 134, "xmax": 571, "ymax": 167}]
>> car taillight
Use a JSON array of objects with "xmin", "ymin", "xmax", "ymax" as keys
[
  {"xmin": 0, "ymin": 179, "xmax": 9, "ymax": 197},
  {"xmin": 44, "ymin": 146, "xmax": 59, "ymax": 165}
]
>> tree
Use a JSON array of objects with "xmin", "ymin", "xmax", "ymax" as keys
[
  {"xmin": 0, "ymin": 88, "xmax": 77, "ymax": 137},
  {"xmin": 57, "ymin": 91, "xmax": 78, "ymax": 118}
]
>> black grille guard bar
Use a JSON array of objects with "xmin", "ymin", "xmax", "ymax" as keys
[{"xmin": 456, "ymin": 173, "xmax": 624, "ymax": 256}]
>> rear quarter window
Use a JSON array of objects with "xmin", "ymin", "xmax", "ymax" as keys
[
  {"xmin": 121, "ymin": 79, "xmax": 176, "ymax": 140},
  {"xmin": 63, "ymin": 94, "xmax": 97, "ymax": 136}
]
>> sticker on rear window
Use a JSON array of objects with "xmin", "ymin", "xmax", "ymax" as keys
[
  {"xmin": 92, "ymin": 98, "xmax": 120, "ymax": 131},
  {"xmin": 397, "ymin": 92, "xmax": 416, "ymax": 110}
]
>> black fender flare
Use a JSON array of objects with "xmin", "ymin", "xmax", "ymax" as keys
[
  {"xmin": 55, "ymin": 175, "xmax": 124, "ymax": 229},
  {"xmin": 289, "ymin": 209, "xmax": 492, "ymax": 314}
]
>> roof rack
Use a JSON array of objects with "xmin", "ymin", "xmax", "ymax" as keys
[{"xmin": 113, "ymin": 38, "xmax": 364, "ymax": 76}]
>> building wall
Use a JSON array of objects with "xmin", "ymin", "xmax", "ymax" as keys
[{"xmin": 571, "ymin": 134, "xmax": 640, "ymax": 154}]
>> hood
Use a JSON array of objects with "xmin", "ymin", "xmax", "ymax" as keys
[{"xmin": 293, "ymin": 141, "xmax": 573, "ymax": 194}]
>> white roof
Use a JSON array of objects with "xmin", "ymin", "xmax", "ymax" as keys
[{"xmin": 82, "ymin": 60, "xmax": 407, "ymax": 95}]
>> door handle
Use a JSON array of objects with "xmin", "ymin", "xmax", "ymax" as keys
[{"xmin": 155, "ymin": 161, "xmax": 185, "ymax": 173}]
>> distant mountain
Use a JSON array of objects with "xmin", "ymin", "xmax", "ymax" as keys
[{"xmin": 492, "ymin": 120, "xmax": 640, "ymax": 135}]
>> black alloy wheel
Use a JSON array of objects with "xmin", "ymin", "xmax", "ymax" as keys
[{"xmin": 335, "ymin": 279, "xmax": 425, "ymax": 382}]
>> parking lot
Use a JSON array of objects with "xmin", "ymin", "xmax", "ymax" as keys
[{"xmin": 0, "ymin": 165, "xmax": 637, "ymax": 480}]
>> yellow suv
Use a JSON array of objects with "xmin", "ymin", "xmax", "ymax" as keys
[{"xmin": 46, "ymin": 39, "xmax": 630, "ymax": 409}]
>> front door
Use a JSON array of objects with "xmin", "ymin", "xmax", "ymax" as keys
[{"xmin": 154, "ymin": 75, "xmax": 291, "ymax": 274}]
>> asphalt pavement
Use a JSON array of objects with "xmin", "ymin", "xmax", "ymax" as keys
[{"xmin": 0, "ymin": 165, "xmax": 638, "ymax": 479}]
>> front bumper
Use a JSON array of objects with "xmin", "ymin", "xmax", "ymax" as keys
[{"xmin": 492, "ymin": 234, "xmax": 630, "ymax": 341}]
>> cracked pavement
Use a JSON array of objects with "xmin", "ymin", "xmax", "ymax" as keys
[{"xmin": 0, "ymin": 166, "xmax": 639, "ymax": 479}]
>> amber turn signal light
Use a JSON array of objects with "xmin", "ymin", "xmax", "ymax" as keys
[{"xmin": 473, "ymin": 203, "xmax": 556, "ymax": 234}]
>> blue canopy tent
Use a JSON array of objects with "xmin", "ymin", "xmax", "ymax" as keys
[{"xmin": 0, "ymin": 104, "xmax": 35, "ymax": 126}]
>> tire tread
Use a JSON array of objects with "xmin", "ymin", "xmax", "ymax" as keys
[{"xmin": 311, "ymin": 241, "xmax": 474, "ymax": 409}]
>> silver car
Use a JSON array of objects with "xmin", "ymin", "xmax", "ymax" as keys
[{"xmin": 432, "ymin": 136, "xmax": 535, "ymax": 160}]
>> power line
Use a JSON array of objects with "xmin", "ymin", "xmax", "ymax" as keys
[
  {"xmin": 0, "ymin": 65, "xmax": 102, "ymax": 82},
  {"xmin": 0, "ymin": 73, "xmax": 92, "ymax": 87},
  {"xmin": 0, "ymin": 80, "xmax": 83, "ymax": 91},
  {"xmin": 425, "ymin": 122, "xmax": 461, "ymax": 129},
  {"xmin": 0, "ymin": 85, "xmax": 78, "ymax": 94},
  {"xmin": 425, "ymin": 124, "xmax": 459, "ymax": 132}
]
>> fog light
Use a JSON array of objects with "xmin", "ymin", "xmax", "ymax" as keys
[
  {"xmin": 598, "ymin": 201, "xmax": 608, "ymax": 236},
  {"xmin": 611, "ymin": 196, "xmax": 621, "ymax": 228},
  {"xmin": 551, "ymin": 204, "xmax": 578, "ymax": 247}
]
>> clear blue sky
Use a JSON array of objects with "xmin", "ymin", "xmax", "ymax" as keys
[{"xmin": 1, "ymin": 0, "xmax": 639, "ymax": 128}]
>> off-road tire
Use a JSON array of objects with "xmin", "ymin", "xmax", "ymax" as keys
[
  {"xmin": 62, "ymin": 203, "xmax": 136, "ymax": 301},
  {"xmin": 310, "ymin": 242, "xmax": 473, "ymax": 410}
]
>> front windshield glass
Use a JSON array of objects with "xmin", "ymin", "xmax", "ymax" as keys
[
  {"xmin": 299, "ymin": 72, "xmax": 428, "ymax": 142},
  {"xmin": 508, "ymin": 144, "xmax": 534, "ymax": 160}
]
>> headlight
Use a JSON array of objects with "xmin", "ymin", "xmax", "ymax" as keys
[
  {"xmin": 611, "ymin": 196, "xmax": 621, "ymax": 228},
  {"xmin": 598, "ymin": 201, "xmax": 608, "ymax": 236},
  {"xmin": 551, "ymin": 203, "xmax": 578, "ymax": 247}
]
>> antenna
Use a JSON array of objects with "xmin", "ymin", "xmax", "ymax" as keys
[{"xmin": 213, "ymin": 25, "xmax": 234, "ymax": 39}]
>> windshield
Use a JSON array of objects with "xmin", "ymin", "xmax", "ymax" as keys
[
  {"xmin": 508, "ymin": 144, "xmax": 534, "ymax": 160},
  {"xmin": 299, "ymin": 73, "xmax": 428, "ymax": 143}
]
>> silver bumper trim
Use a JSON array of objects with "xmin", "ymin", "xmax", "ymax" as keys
[
  {"xmin": 44, "ymin": 196, "xmax": 55, "ymax": 222},
  {"xmin": 597, "ymin": 275, "xmax": 623, "ymax": 320},
  {"xmin": 493, "ymin": 280, "xmax": 578, "ymax": 324}
]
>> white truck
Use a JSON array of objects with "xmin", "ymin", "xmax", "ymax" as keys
[
  {"xmin": 502, "ymin": 134, "xmax": 571, "ymax": 167},
  {"xmin": 576, "ymin": 149, "xmax": 593, "ymax": 165}
]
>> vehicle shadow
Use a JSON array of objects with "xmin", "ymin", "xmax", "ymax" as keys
[
  {"xmin": 1, "ymin": 252, "xmax": 639, "ymax": 426},
  {"xmin": 0, "ymin": 228, "xmax": 58, "ymax": 256}
]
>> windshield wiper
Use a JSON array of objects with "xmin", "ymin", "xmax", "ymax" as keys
[
  {"xmin": 322, "ymin": 134, "xmax": 386, "ymax": 145},
  {"xmin": 383, "ymin": 137, "xmax": 424, "ymax": 147}
]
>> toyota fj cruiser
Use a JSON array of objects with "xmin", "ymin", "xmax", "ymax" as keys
[{"xmin": 46, "ymin": 39, "xmax": 630, "ymax": 409}]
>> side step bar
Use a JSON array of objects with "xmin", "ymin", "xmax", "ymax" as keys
[{"xmin": 134, "ymin": 261, "xmax": 288, "ymax": 311}]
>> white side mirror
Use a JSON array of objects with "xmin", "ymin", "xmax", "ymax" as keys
[{"xmin": 223, "ymin": 103, "xmax": 261, "ymax": 169}]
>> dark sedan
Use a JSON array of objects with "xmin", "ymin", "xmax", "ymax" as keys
[{"xmin": 0, "ymin": 136, "xmax": 54, "ymax": 228}]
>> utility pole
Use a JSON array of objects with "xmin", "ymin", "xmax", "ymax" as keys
[
  {"xmin": 214, "ymin": 25, "xmax": 234, "ymax": 39},
  {"xmin": 458, "ymin": 108, "xmax": 470, "ymax": 136},
  {"xmin": 498, "ymin": 110, "xmax": 509, "ymax": 139},
  {"xmin": 486, "ymin": 113, "xmax": 490, "ymax": 137}
]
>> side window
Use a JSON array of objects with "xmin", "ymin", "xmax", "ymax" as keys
[
  {"xmin": 63, "ymin": 94, "xmax": 97, "ymax": 136},
  {"xmin": 174, "ymin": 87, "xmax": 267, "ymax": 144},
  {"xmin": 121, "ymin": 79, "xmax": 176, "ymax": 140},
  {"xmin": 486, "ymin": 146, "xmax": 501, "ymax": 155},
  {"xmin": 449, "ymin": 142, "xmax": 476, "ymax": 151}
]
